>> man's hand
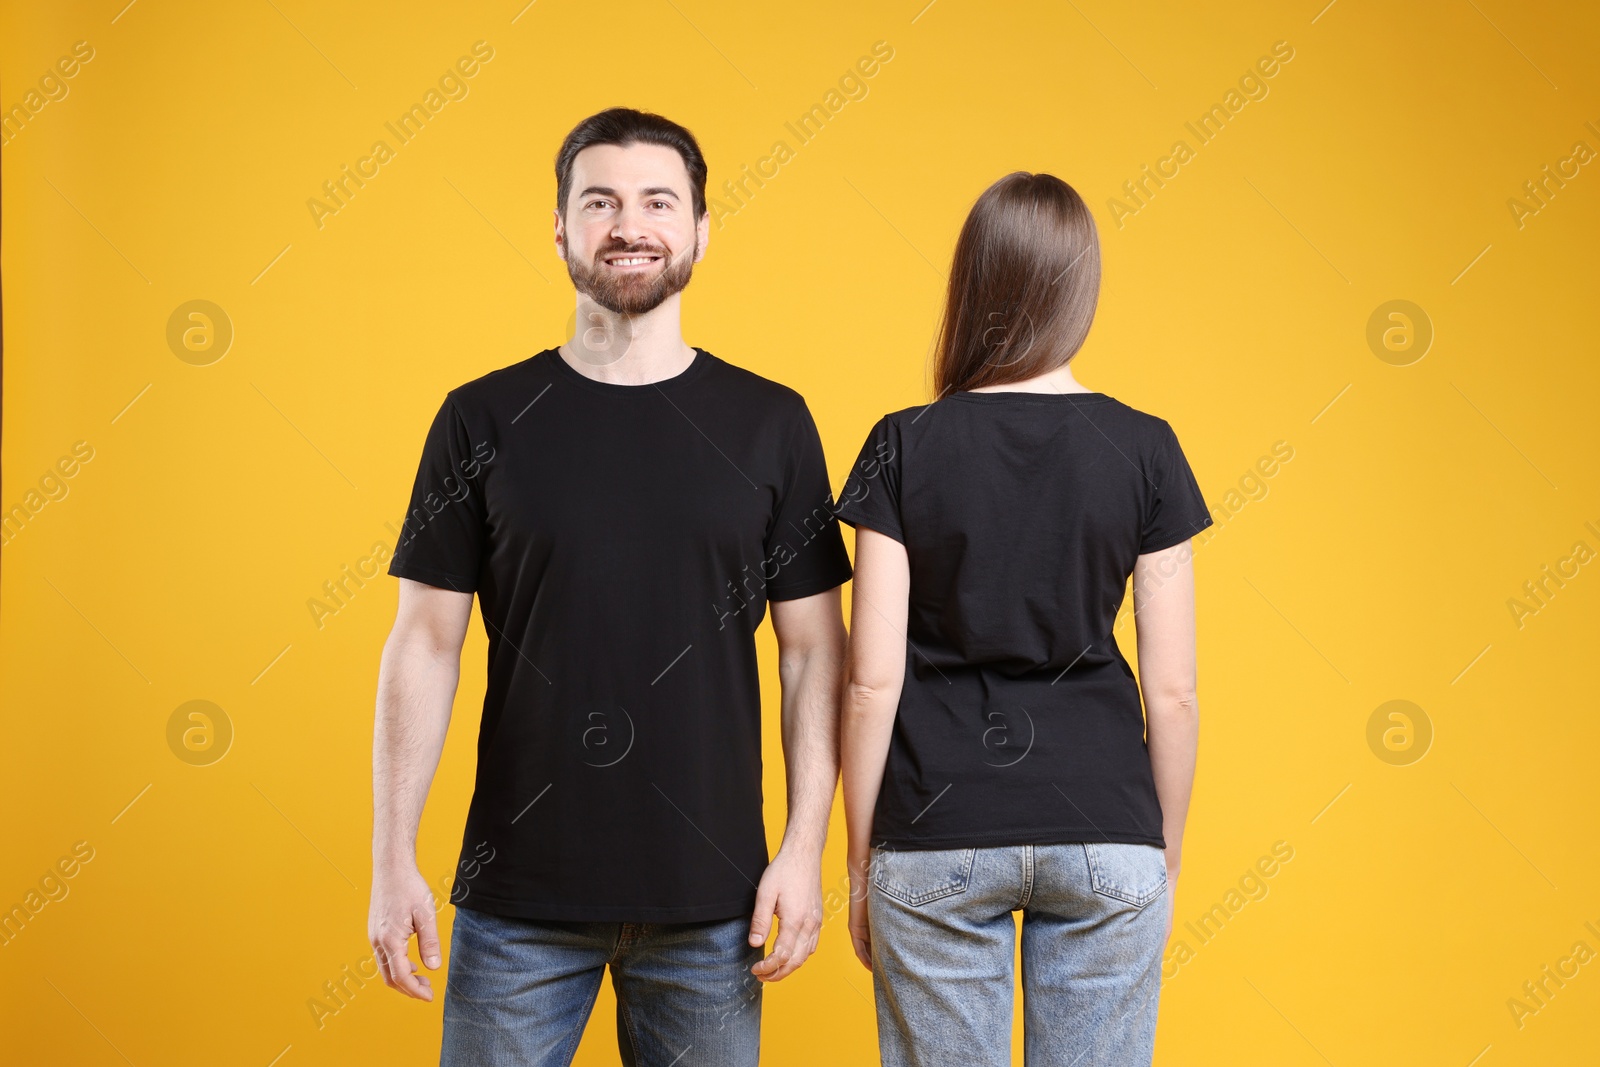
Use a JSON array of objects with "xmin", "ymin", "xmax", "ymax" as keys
[
  {"xmin": 369, "ymin": 864, "xmax": 443, "ymax": 1001},
  {"xmin": 747, "ymin": 847, "xmax": 823, "ymax": 983}
]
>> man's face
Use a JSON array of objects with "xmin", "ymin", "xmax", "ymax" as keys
[{"xmin": 555, "ymin": 142, "xmax": 708, "ymax": 315}]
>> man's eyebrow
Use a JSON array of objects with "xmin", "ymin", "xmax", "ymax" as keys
[{"xmin": 576, "ymin": 185, "xmax": 681, "ymax": 201}]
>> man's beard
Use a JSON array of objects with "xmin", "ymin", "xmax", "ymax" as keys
[{"xmin": 565, "ymin": 236, "xmax": 698, "ymax": 315}]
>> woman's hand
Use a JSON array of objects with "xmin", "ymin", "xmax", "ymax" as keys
[
  {"xmin": 1164, "ymin": 852, "xmax": 1181, "ymax": 946},
  {"xmin": 847, "ymin": 850, "xmax": 874, "ymax": 970}
]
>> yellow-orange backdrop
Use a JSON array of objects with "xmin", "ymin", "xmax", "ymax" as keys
[{"xmin": 3, "ymin": 1, "xmax": 1598, "ymax": 1063}]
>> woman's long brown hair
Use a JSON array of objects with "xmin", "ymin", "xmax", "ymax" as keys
[{"xmin": 931, "ymin": 172, "xmax": 1102, "ymax": 397}]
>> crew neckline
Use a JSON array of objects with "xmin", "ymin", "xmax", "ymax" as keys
[
  {"xmin": 953, "ymin": 388, "xmax": 1112, "ymax": 404},
  {"xmin": 543, "ymin": 345, "xmax": 712, "ymax": 395}
]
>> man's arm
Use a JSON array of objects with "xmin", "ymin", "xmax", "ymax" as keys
[
  {"xmin": 369, "ymin": 578, "xmax": 474, "ymax": 1001},
  {"xmin": 1132, "ymin": 541, "xmax": 1201, "ymax": 946},
  {"xmin": 838, "ymin": 527, "xmax": 909, "ymax": 971},
  {"xmin": 747, "ymin": 585, "xmax": 847, "ymax": 983}
]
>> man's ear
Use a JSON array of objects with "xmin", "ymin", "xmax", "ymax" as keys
[
  {"xmin": 553, "ymin": 209, "xmax": 567, "ymax": 262},
  {"xmin": 694, "ymin": 210, "xmax": 710, "ymax": 263}
]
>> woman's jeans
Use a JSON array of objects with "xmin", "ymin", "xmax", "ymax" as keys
[
  {"xmin": 868, "ymin": 842, "xmax": 1169, "ymax": 1067},
  {"xmin": 439, "ymin": 905, "xmax": 762, "ymax": 1067}
]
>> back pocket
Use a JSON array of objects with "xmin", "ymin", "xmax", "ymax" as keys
[
  {"xmin": 872, "ymin": 847, "xmax": 977, "ymax": 907},
  {"xmin": 1083, "ymin": 842, "xmax": 1167, "ymax": 908}
]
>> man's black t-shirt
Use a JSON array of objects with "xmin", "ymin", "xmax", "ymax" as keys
[
  {"xmin": 833, "ymin": 390, "xmax": 1214, "ymax": 851},
  {"xmin": 388, "ymin": 347, "xmax": 853, "ymax": 922}
]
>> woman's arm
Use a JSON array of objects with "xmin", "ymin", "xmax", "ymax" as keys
[
  {"xmin": 840, "ymin": 526, "xmax": 911, "ymax": 970},
  {"xmin": 1131, "ymin": 540, "xmax": 1202, "ymax": 942}
]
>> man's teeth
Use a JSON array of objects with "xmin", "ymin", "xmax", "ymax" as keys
[{"xmin": 609, "ymin": 257, "xmax": 657, "ymax": 265}]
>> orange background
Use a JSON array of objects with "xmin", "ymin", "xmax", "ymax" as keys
[{"xmin": 3, "ymin": 0, "xmax": 1597, "ymax": 1063}]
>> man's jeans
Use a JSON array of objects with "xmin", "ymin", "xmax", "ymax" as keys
[
  {"xmin": 440, "ymin": 905, "xmax": 762, "ymax": 1067},
  {"xmin": 868, "ymin": 842, "xmax": 1169, "ymax": 1067}
]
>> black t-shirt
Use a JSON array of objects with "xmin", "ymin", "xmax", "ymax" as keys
[
  {"xmin": 833, "ymin": 390, "xmax": 1214, "ymax": 851},
  {"xmin": 387, "ymin": 347, "xmax": 853, "ymax": 922}
]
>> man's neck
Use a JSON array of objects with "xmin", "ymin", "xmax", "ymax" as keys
[{"xmin": 559, "ymin": 296, "xmax": 695, "ymax": 385}]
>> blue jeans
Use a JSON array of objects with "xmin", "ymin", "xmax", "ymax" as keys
[
  {"xmin": 867, "ymin": 842, "xmax": 1168, "ymax": 1067},
  {"xmin": 440, "ymin": 905, "xmax": 762, "ymax": 1067}
]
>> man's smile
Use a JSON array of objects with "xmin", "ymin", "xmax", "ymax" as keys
[{"xmin": 601, "ymin": 252, "xmax": 665, "ymax": 271}]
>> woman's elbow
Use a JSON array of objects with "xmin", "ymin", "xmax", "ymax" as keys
[
  {"xmin": 1146, "ymin": 691, "xmax": 1198, "ymax": 720},
  {"xmin": 842, "ymin": 677, "xmax": 900, "ymax": 719}
]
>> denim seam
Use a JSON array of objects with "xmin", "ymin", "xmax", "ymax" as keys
[
  {"xmin": 555, "ymin": 975, "xmax": 605, "ymax": 1067},
  {"xmin": 1018, "ymin": 845, "xmax": 1035, "ymax": 910},
  {"xmin": 617, "ymin": 993, "xmax": 645, "ymax": 1067}
]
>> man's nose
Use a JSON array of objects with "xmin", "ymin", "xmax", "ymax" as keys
[{"xmin": 611, "ymin": 205, "xmax": 651, "ymax": 246}]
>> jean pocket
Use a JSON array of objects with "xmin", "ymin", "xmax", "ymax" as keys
[
  {"xmin": 1083, "ymin": 842, "xmax": 1167, "ymax": 908},
  {"xmin": 872, "ymin": 846, "xmax": 977, "ymax": 907}
]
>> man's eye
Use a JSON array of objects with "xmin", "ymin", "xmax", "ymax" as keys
[{"xmin": 650, "ymin": 200, "xmax": 671, "ymax": 209}]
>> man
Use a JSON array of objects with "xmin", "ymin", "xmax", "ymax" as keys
[{"xmin": 369, "ymin": 108, "xmax": 853, "ymax": 1066}]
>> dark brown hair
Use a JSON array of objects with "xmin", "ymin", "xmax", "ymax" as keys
[
  {"xmin": 931, "ymin": 172, "xmax": 1102, "ymax": 396},
  {"xmin": 554, "ymin": 107, "xmax": 708, "ymax": 220}
]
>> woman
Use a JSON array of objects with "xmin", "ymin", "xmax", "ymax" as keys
[{"xmin": 835, "ymin": 172, "xmax": 1213, "ymax": 1067}]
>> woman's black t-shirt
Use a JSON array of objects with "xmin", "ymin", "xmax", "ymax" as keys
[{"xmin": 833, "ymin": 389, "xmax": 1214, "ymax": 850}]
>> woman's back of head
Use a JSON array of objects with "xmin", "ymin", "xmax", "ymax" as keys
[{"xmin": 933, "ymin": 172, "xmax": 1102, "ymax": 398}]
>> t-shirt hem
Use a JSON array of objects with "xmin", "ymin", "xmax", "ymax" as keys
[
  {"xmin": 1139, "ymin": 517, "xmax": 1215, "ymax": 555},
  {"xmin": 386, "ymin": 561, "xmax": 478, "ymax": 593},
  {"xmin": 873, "ymin": 826, "xmax": 1166, "ymax": 851},
  {"xmin": 832, "ymin": 504, "xmax": 904, "ymax": 544},
  {"xmin": 766, "ymin": 563, "xmax": 854, "ymax": 602},
  {"xmin": 452, "ymin": 891, "xmax": 756, "ymax": 924}
]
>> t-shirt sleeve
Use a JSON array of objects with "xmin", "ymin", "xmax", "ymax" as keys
[
  {"xmin": 1139, "ymin": 422, "xmax": 1215, "ymax": 554},
  {"xmin": 763, "ymin": 401, "xmax": 855, "ymax": 601},
  {"xmin": 833, "ymin": 414, "xmax": 904, "ymax": 544},
  {"xmin": 387, "ymin": 395, "xmax": 491, "ymax": 593}
]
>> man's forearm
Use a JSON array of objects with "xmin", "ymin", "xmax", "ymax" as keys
[
  {"xmin": 776, "ymin": 639, "xmax": 845, "ymax": 858},
  {"xmin": 373, "ymin": 636, "xmax": 460, "ymax": 868}
]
